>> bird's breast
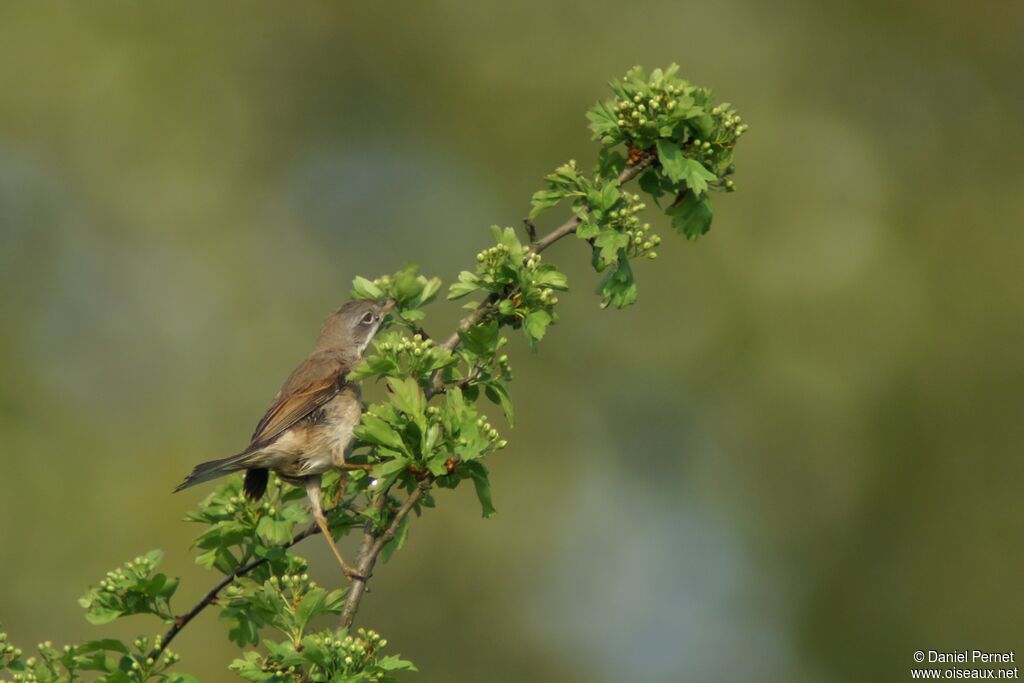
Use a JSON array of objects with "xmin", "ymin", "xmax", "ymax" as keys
[{"xmin": 300, "ymin": 385, "xmax": 362, "ymax": 473}]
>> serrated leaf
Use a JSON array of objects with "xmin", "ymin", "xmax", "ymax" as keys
[
  {"xmin": 447, "ymin": 271, "xmax": 480, "ymax": 300},
  {"xmin": 458, "ymin": 321, "xmax": 499, "ymax": 357},
  {"xmin": 667, "ymin": 193, "xmax": 713, "ymax": 239},
  {"xmin": 655, "ymin": 139, "xmax": 686, "ymax": 182},
  {"xmin": 525, "ymin": 309, "xmax": 552, "ymax": 343},
  {"xmin": 678, "ymin": 158, "xmax": 716, "ymax": 195},
  {"xmin": 530, "ymin": 189, "xmax": 564, "ymax": 219},
  {"xmin": 594, "ymin": 229, "xmax": 628, "ymax": 266},
  {"xmin": 532, "ymin": 264, "xmax": 568, "ymax": 290},
  {"xmin": 355, "ymin": 414, "xmax": 407, "ymax": 452},
  {"xmin": 597, "ymin": 253, "xmax": 638, "ymax": 308},
  {"xmin": 386, "ymin": 377, "xmax": 424, "ymax": 418}
]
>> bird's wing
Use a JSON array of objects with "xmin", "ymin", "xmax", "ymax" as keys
[{"xmin": 248, "ymin": 352, "xmax": 348, "ymax": 450}]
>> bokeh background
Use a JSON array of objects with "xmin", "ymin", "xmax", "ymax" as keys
[{"xmin": 2, "ymin": 2, "xmax": 1022, "ymax": 681}]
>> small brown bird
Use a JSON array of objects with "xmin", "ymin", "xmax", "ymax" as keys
[{"xmin": 175, "ymin": 299, "xmax": 392, "ymax": 579}]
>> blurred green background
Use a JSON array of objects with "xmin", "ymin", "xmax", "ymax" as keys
[{"xmin": 1, "ymin": 2, "xmax": 1022, "ymax": 681}]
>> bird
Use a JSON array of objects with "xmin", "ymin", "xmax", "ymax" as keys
[{"xmin": 174, "ymin": 298, "xmax": 393, "ymax": 579}]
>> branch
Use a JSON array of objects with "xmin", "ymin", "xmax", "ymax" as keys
[
  {"xmin": 339, "ymin": 482, "xmax": 429, "ymax": 628},
  {"xmin": 340, "ymin": 150, "xmax": 659, "ymax": 623},
  {"xmin": 151, "ymin": 502, "xmax": 359, "ymax": 659},
  {"xmin": 433, "ymin": 150, "xmax": 655, "ymax": 387},
  {"xmin": 157, "ymin": 150, "xmax": 657, "ymax": 652}
]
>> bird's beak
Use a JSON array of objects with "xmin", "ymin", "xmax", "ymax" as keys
[{"xmin": 380, "ymin": 299, "xmax": 396, "ymax": 314}]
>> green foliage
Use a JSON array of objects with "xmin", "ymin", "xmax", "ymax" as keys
[
  {"xmin": 187, "ymin": 476, "xmax": 314, "ymax": 575},
  {"xmin": 0, "ymin": 628, "xmax": 192, "ymax": 683},
  {"xmin": 220, "ymin": 564, "xmax": 346, "ymax": 649},
  {"xmin": 230, "ymin": 629, "xmax": 414, "ymax": 683},
  {"xmin": 78, "ymin": 552, "xmax": 178, "ymax": 625},
  {"xmin": 448, "ymin": 226, "xmax": 567, "ymax": 346},
  {"xmin": 3, "ymin": 64, "xmax": 742, "ymax": 682},
  {"xmin": 350, "ymin": 265, "xmax": 442, "ymax": 326},
  {"xmin": 532, "ymin": 64, "xmax": 745, "ymax": 306}
]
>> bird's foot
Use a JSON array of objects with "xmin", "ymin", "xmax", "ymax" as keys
[{"xmin": 342, "ymin": 563, "xmax": 368, "ymax": 582}]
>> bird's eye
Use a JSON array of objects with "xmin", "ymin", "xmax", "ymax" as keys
[{"xmin": 361, "ymin": 312, "xmax": 374, "ymax": 324}]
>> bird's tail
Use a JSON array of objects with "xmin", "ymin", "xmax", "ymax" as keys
[{"xmin": 173, "ymin": 451, "xmax": 254, "ymax": 493}]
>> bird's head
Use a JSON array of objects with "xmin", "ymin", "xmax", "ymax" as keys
[{"xmin": 315, "ymin": 299, "xmax": 394, "ymax": 358}]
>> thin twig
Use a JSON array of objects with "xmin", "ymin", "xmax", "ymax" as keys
[{"xmin": 522, "ymin": 217, "xmax": 537, "ymax": 243}]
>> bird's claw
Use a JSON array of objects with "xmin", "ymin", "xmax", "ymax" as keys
[{"xmin": 343, "ymin": 566, "xmax": 368, "ymax": 582}]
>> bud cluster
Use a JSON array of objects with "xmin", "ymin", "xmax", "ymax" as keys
[
  {"xmin": 310, "ymin": 628, "xmax": 391, "ymax": 679},
  {"xmin": 0, "ymin": 631, "xmax": 23, "ymax": 664},
  {"xmin": 96, "ymin": 555, "xmax": 155, "ymax": 594},
  {"xmin": 232, "ymin": 626, "xmax": 409, "ymax": 682},
  {"xmin": 609, "ymin": 192, "xmax": 660, "ymax": 261},
  {"xmin": 376, "ymin": 332, "xmax": 440, "ymax": 366},
  {"xmin": 612, "ymin": 80, "xmax": 683, "ymax": 138},
  {"xmin": 267, "ymin": 571, "xmax": 317, "ymax": 595},
  {"xmin": 451, "ymin": 228, "xmax": 568, "ymax": 349},
  {"xmin": 470, "ymin": 414, "xmax": 506, "ymax": 450},
  {"xmin": 125, "ymin": 636, "xmax": 180, "ymax": 679}
]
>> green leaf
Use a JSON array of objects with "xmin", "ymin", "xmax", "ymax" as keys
[
  {"xmin": 351, "ymin": 276, "xmax": 384, "ymax": 300},
  {"xmin": 459, "ymin": 321, "xmax": 499, "ymax": 357},
  {"xmin": 597, "ymin": 253, "xmax": 638, "ymax": 308},
  {"xmin": 638, "ymin": 169, "xmax": 667, "ymax": 204},
  {"xmin": 678, "ymin": 157, "xmax": 716, "ymax": 195},
  {"xmin": 256, "ymin": 516, "xmax": 293, "ymax": 545},
  {"xmin": 485, "ymin": 382, "xmax": 515, "ymax": 427},
  {"xmin": 594, "ymin": 230, "xmax": 628, "ymax": 266},
  {"xmin": 76, "ymin": 639, "xmax": 130, "ymax": 655},
  {"xmin": 393, "ymin": 265, "xmax": 424, "ymax": 304},
  {"xmin": 532, "ymin": 264, "xmax": 568, "ymax": 290},
  {"xmin": 294, "ymin": 587, "xmax": 328, "ymax": 632},
  {"xmin": 524, "ymin": 309, "xmax": 553, "ymax": 343},
  {"xmin": 586, "ymin": 100, "xmax": 618, "ymax": 138},
  {"xmin": 667, "ymin": 193, "xmax": 713, "ymax": 239},
  {"xmin": 415, "ymin": 276, "xmax": 442, "ymax": 307},
  {"xmin": 655, "ymin": 139, "xmax": 687, "ymax": 182},
  {"xmin": 588, "ymin": 181, "xmax": 619, "ymax": 214},
  {"xmin": 348, "ymin": 354, "xmax": 400, "ymax": 381},
  {"xmin": 83, "ymin": 606, "xmax": 123, "ymax": 625},
  {"xmin": 167, "ymin": 675, "xmax": 201, "ymax": 683},
  {"xmin": 386, "ymin": 377, "xmax": 425, "ymax": 418},
  {"xmin": 380, "ymin": 514, "xmax": 410, "ymax": 564},
  {"xmin": 530, "ymin": 189, "xmax": 564, "ymax": 219},
  {"xmin": 378, "ymin": 654, "xmax": 418, "ymax": 672},
  {"xmin": 597, "ymin": 148, "xmax": 626, "ymax": 178},
  {"xmin": 447, "ymin": 271, "xmax": 480, "ymax": 300},
  {"xmin": 462, "ymin": 462, "xmax": 497, "ymax": 518},
  {"xmin": 575, "ymin": 215, "xmax": 601, "ymax": 240},
  {"xmin": 370, "ymin": 456, "xmax": 410, "ymax": 479},
  {"xmin": 355, "ymin": 414, "xmax": 407, "ymax": 453}
]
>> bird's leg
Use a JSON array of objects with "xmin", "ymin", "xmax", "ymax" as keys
[
  {"xmin": 329, "ymin": 470, "xmax": 348, "ymax": 509},
  {"xmin": 304, "ymin": 476, "xmax": 363, "ymax": 581}
]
